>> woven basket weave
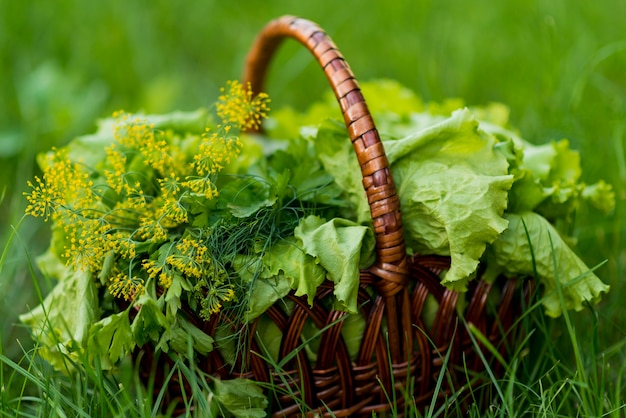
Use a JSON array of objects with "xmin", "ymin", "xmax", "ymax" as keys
[{"xmin": 138, "ymin": 15, "xmax": 535, "ymax": 417}]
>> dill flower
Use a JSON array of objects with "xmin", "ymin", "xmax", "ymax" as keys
[
  {"xmin": 108, "ymin": 272, "xmax": 145, "ymax": 301},
  {"xmin": 62, "ymin": 219, "xmax": 112, "ymax": 271},
  {"xmin": 24, "ymin": 176, "xmax": 61, "ymax": 221},
  {"xmin": 141, "ymin": 259, "xmax": 173, "ymax": 289},
  {"xmin": 24, "ymin": 80, "xmax": 272, "ymax": 316},
  {"xmin": 166, "ymin": 236, "xmax": 210, "ymax": 279},
  {"xmin": 194, "ymin": 273, "xmax": 236, "ymax": 320},
  {"xmin": 24, "ymin": 149, "xmax": 95, "ymax": 221},
  {"xmin": 216, "ymin": 80, "xmax": 270, "ymax": 130}
]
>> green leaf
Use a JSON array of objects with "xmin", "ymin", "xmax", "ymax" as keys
[
  {"xmin": 88, "ymin": 311, "xmax": 134, "ymax": 368},
  {"xmin": 156, "ymin": 316, "xmax": 214, "ymax": 356},
  {"xmin": 581, "ymin": 180, "xmax": 615, "ymax": 214},
  {"xmin": 385, "ymin": 108, "xmax": 513, "ymax": 290},
  {"xmin": 212, "ymin": 377, "xmax": 268, "ymax": 417},
  {"xmin": 164, "ymin": 272, "xmax": 190, "ymax": 319},
  {"xmin": 295, "ymin": 215, "xmax": 375, "ymax": 312},
  {"xmin": 243, "ymin": 273, "xmax": 292, "ymax": 322},
  {"xmin": 485, "ymin": 212, "xmax": 610, "ymax": 317},
  {"xmin": 314, "ymin": 121, "xmax": 372, "ymax": 224},
  {"xmin": 235, "ymin": 236, "xmax": 326, "ymax": 320},
  {"xmin": 263, "ymin": 237, "xmax": 326, "ymax": 307},
  {"xmin": 253, "ymin": 314, "xmax": 283, "ymax": 363},
  {"xmin": 19, "ymin": 267, "xmax": 99, "ymax": 371},
  {"xmin": 131, "ymin": 293, "xmax": 167, "ymax": 346},
  {"xmin": 218, "ymin": 176, "xmax": 276, "ymax": 218},
  {"xmin": 340, "ymin": 313, "xmax": 366, "ymax": 361}
]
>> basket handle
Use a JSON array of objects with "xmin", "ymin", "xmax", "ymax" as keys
[{"xmin": 243, "ymin": 16, "xmax": 408, "ymax": 296}]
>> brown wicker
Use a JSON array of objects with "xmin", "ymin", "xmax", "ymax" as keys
[{"xmin": 138, "ymin": 15, "xmax": 535, "ymax": 417}]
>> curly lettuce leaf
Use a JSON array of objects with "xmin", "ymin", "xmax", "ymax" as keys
[
  {"xmin": 238, "ymin": 215, "xmax": 374, "ymax": 318},
  {"xmin": 19, "ymin": 267, "xmax": 99, "ymax": 371},
  {"xmin": 240, "ymin": 270, "xmax": 293, "ymax": 322},
  {"xmin": 581, "ymin": 179, "xmax": 615, "ymax": 214},
  {"xmin": 295, "ymin": 215, "xmax": 376, "ymax": 312},
  {"xmin": 267, "ymin": 79, "xmax": 428, "ymax": 140},
  {"xmin": 310, "ymin": 107, "xmax": 515, "ymax": 290},
  {"xmin": 236, "ymin": 236, "xmax": 326, "ymax": 321},
  {"xmin": 485, "ymin": 212, "xmax": 610, "ymax": 317},
  {"xmin": 385, "ymin": 108, "xmax": 514, "ymax": 290}
]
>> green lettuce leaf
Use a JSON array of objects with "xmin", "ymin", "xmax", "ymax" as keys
[
  {"xmin": 314, "ymin": 121, "xmax": 373, "ymax": 224},
  {"xmin": 19, "ymin": 267, "xmax": 99, "ymax": 371},
  {"xmin": 252, "ymin": 314, "xmax": 284, "ymax": 363},
  {"xmin": 262, "ymin": 237, "xmax": 326, "ymax": 307},
  {"xmin": 485, "ymin": 212, "xmax": 610, "ymax": 317},
  {"xmin": 240, "ymin": 270, "xmax": 293, "ymax": 322},
  {"xmin": 385, "ymin": 108, "xmax": 514, "ymax": 290},
  {"xmin": 236, "ymin": 236, "xmax": 326, "ymax": 321},
  {"xmin": 581, "ymin": 179, "xmax": 615, "ymax": 214},
  {"xmin": 295, "ymin": 215, "xmax": 376, "ymax": 312},
  {"xmin": 212, "ymin": 377, "xmax": 268, "ymax": 418}
]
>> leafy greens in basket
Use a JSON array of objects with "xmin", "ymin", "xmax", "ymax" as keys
[
  {"xmin": 21, "ymin": 79, "xmax": 613, "ymax": 378},
  {"xmin": 266, "ymin": 79, "xmax": 613, "ymax": 316}
]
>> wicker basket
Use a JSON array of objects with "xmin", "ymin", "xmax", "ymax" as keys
[{"xmin": 138, "ymin": 15, "xmax": 535, "ymax": 417}]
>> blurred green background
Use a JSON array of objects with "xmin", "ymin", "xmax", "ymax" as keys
[{"xmin": 1, "ymin": 0, "xmax": 624, "ymax": 373}]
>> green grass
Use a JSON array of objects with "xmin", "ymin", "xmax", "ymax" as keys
[{"xmin": 1, "ymin": 0, "xmax": 625, "ymax": 416}]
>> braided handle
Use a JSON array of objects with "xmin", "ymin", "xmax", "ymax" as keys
[{"xmin": 243, "ymin": 16, "xmax": 408, "ymax": 296}]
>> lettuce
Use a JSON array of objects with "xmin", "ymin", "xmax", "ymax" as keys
[
  {"xmin": 19, "ymin": 266, "xmax": 99, "ymax": 371},
  {"xmin": 485, "ymin": 212, "xmax": 610, "ymax": 317},
  {"xmin": 236, "ymin": 235, "xmax": 325, "ymax": 321},
  {"xmin": 295, "ymin": 215, "xmax": 376, "ymax": 312},
  {"xmin": 270, "ymin": 79, "xmax": 613, "ymax": 314},
  {"xmin": 310, "ymin": 108, "xmax": 513, "ymax": 290},
  {"xmin": 239, "ymin": 215, "xmax": 375, "ymax": 319},
  {"xmin": 211, "ymin": 377, "xmax": 268, "ymax": 417},
  {"xmin": 88, "ymin": 311, "xmax": 134, "ymax": 369},
  {"xmin": 384, "ymin": 109, "xmax": 514, "ymax": 290}
]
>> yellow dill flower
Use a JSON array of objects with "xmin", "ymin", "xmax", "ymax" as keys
[
  {"xmin": 180, "ymin": 177, "xmax": 218, "ymax": 199},
  {"xmin": 24, "ymin": 149, "xmax": 95, "ymax": 221},
  {"xmin": 165, "ymin": 236, "xmax": 210, "ymax": 279},
  {"xmin": 24, "ymin": 176, "xmax": 62, "ymax": 221},
  {"xmin": 62, "ymin": 219, "xmax": 112, "ymax": 271},
  {"xmin": 104, "ymin": 146, "xmax": 130, "ymax": 195},
  {"xmin": 158, "ymin": 272, "xmax": 172, "ymax": 290},
  {"xmin": 108, "ymin": 272, "xmax": 145, "ymax": 301},
  {"xmin": 111, "ymin": 111, "xmax": 185, "ymax": 177},
  {"xmin": 167, "ymin": 253, "xmax": 201, "ymax": 279},
  {"xmin": 23, "ymin": 82, "xmax": 274, "ymax": 327},
  {"xmin": 158, "ymin": 174, "xmax": 181, "ymax": 197},
  {"xmin": 151, "ymin": 196, "xmax": 188, "ymax": 228},
  {"xmin": 192, "ymin": 130, "xmax": 241, "ymax": 177},
  {"xmin": 137, "ymin": 128, "xmax": 174, "ymax": 175},
  {"xmin": 111, "ymin": 232, "xmax": 137, "ymax": 260},
  {"xmin": 196, "ymin": 279, "xmax": 235, "ymax": 320},
  {"xmin": 136, "ymin": 216, "xmax": 168, "ymax": 243},
  {"xmin": 216, "ymin": 80, "xmax": 270, "ymax": 130},
  {"xmin": 141, "ymin": 259, "xmax": 173, "ymax": 289},
  {"xmin": 142, "ymin": 259, "xmax": 161, "ymax": 279}
]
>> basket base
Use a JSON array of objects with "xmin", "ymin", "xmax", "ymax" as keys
[{"xmin": 133, "ymin": 255, "xmax": 536, "ymax": 417}]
